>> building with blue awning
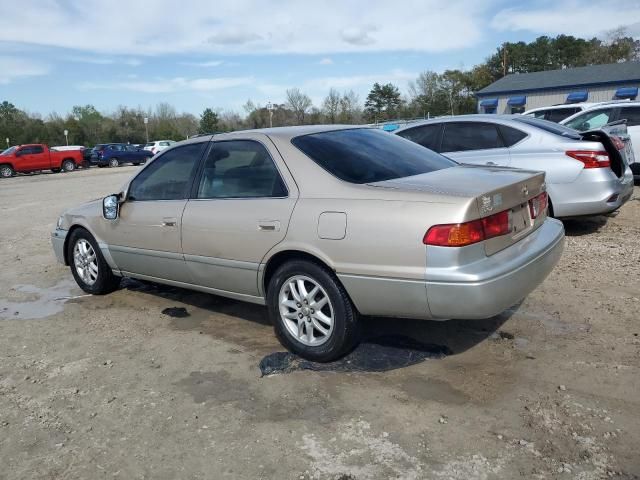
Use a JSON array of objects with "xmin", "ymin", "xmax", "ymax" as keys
[{"xmin": 475, "ymin": 62, "xmax": 640, "ymax": 114}]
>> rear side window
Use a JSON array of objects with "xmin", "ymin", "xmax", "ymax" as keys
[
  {"xmin": 31, "ymin": 146, "xmax": 44, "ymax": 154},
  {"xmin": 291, "ymin": 128, "xmax": 455, "ymax": 184},
  {"xmin": 618, "ymin": 106, "xmax": 640, "ymax": 127},
  {"xmin": 499, "ymin": 125, "xmax": 528, "ymax": 147},
  {"xmin": 546, "ymin": 108, "xmax": 580, "ymax": 123},
  {"xmin": 564, "ymin": 108, "xmax": 614, "ymax": 131},
  {"xmin": 441, "ymin": 122, "xmax": 503, "ymax": 152},
  {"xmin": 196, "ymin": 140, "xmax": 287, "ymax": 198},
  {"xmin": 396, "ymin": 124, "xmax": 442, "ymax": 151},
  {"xmin": 128, "ymin": 143, "xmax": 205, "ymax": 201}
]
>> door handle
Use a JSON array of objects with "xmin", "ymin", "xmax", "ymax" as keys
[
  {"xmin": 258, "ymin": 220, "xmax": 280, "ymax": 232},
  {"xmin": 162, "ymin": 217, "xmax": 177, "ymax": 227},
  {"xmin": 486, "ymin": 161, "xmax": 497, "ymax": 166}
]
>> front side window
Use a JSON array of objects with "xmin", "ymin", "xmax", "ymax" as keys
[
  {"xmin": 441, "ymin": 122, "xmax": 503, "ymax": 152},
  {"xmin": 396, "ymin": 124, "xmax": 442, "ymax": 151},
  {"xmin": 291, "ymin": 128, "xmax": 455, "ymax": 184},
  {"xmin": 564, "ymin": 108, "xmax": 614, "ymax": 131},
  {"xmin": 618, "ymin": 107, "xmax": 640, "ymax": 127},
  {"xmin": 18, "ymin": 146, "xmax": 34, "ymax": 155},
  {"xmin": 531, "ymin": 111, "xmax": 547, "ymax": 119},
  {"xmin": 196, "ymin": 140, "xmax": 287, "ymax": 199},
  {"xmin": 128, "ymin": 143, "xmax": 205, "ymax": 201}
]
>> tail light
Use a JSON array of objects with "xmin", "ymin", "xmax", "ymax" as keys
[
  {"xmin": 610, "ymin": 136, "xmax": 625, "ymax": 150},
  {"xmin": 151, "ymin": 147, "xmax": 157, "ymax": 154},
  {"xmin": 424, "ymin": 209, "xmax": 512, "ymax": 247},
  {"xmin": 529, "ymin": 192, "xmax": 548, "ymax": 219},
  {"xmin": 566, "ymin": 150, "xmax": 610, "ymax": 168}
]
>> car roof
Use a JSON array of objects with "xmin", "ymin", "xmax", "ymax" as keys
[{"xmin": 393, "ymin": 115, "xmax": 520, "ymax": 133}]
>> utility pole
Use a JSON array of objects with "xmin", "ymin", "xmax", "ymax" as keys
[
  {"xmin": 144, "ymin": 117, "xmax": 149, "ymax": 143},
  {"xmin": 64, "ymin": 129, "xmax": 69, "ymax": 146},
  {"xmin": 503, "ymin": 46, "xmax": 507, "ymax": 77},
  {"xmin": 266, "ymin": 102, "xmax": 274, "ymax": 128}
]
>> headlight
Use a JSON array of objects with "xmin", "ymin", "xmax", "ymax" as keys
[{"xmin": 56, "ymin": 216, "xmax": 64, "ymax": 229}]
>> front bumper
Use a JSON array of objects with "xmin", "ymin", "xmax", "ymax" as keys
[
  {"xmin": 425, "ymin": 218, "xmax": 565, "ymax": 319},
  {"xmin": 51, "ymin": 228, "xmax": 68, "ymax": 264}
]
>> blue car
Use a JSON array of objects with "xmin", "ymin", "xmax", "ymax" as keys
[{"xmin": 90, "ymin": 144, "xmax": 153, "ymax": 168}]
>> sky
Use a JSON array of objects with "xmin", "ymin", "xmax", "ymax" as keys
[{"xmin": 1, "ymin": 0, "xmax": 639, "ymax": 117}]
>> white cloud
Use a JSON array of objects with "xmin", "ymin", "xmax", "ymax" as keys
[
  {"xmin": 318, "ymin": 57, "xmax": 334, "ymax": 65},
  {"xmin": 77, "ymin": 76, "xmax": 254, "ymax": 93},
  {"xmin": 0, "ymin": 56, "xmax": 50, "ymax": 84},
  {"xmin": 0, "ymin": 0, "xmax": 486, "ymax": 55},
  {"xmin": 181, "ymin": 60, "xmax": 224, "ymax": 67},
  {"xmin": 492, "ymin": 1, "xmax": 640, "ymax": 37},
  {"xmin": 65, "ymin": 55, "xmax": 141, "ymax": 66}
]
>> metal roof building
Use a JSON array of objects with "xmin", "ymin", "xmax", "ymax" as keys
[{"xmin": 476, "ymin": 62, "xmax": 640, "ymax": 114}]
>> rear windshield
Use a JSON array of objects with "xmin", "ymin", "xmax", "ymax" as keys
[
  {"xmin": 513, "ymin": 116, "xmax": 581, "ymax": 139},
  {"xmin": 291, "ymin": 128, "xmax": 456, "ymax": 184}
]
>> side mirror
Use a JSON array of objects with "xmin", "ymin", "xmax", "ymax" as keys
[{"xmin": 102, "ymin": 194, "xmax": 120, "ymax": 220}]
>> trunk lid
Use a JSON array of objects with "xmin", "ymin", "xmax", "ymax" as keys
[
  {"xmin": 370, "ymin": 165, "xmax": 547, "ymax": 255},
  {"xmin": 579, "ymin": 121, "xmax": 629, "ymax": 177}
]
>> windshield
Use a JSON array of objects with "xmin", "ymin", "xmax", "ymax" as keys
[
  {"xmin": 563, "ymin": 109, "xmax": 614, "ymax": 131},
  {"xmin": 291, "ymin": 128, "xmax": 456, "ymax": 184},
  {"xmin": 1, "ymin": 146, "xmax": 16, "ymax": 156},
  {"xmin": 513, "ymin": 116, "xmax": 581, "ymax": 139}
]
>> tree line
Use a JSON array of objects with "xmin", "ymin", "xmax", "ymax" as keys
[{"xmin": 1, "ymin": 30, "xmax": 638, "ymax": 148}]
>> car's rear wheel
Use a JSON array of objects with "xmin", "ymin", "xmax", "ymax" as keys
[
  {"xmin": 0, "ymin": 164, "xmax": 15, "ymax": 178},
  {"xmin": 108, "ymin": 158, "xmax": 119, "ymax": 168},
  {"xmin": 67, "ymin": 228, "xmax": 120, "ymax": 295},
  {"xmin": 62, "ymin": 160, "xmax": 75, "ymax": 172},
  {"xmin": 267, "ymin": 260, "xmax": 360, "ymax": 362}
]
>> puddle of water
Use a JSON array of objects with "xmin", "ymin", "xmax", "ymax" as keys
[
  {"xmin": 0, "ymin": 279, "xmax": 86, "ymax": 320},
  {"xmin": 259, "ymin": 335, "xmax": 451, "ymax": 376}
]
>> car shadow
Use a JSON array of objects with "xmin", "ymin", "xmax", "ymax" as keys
[
  {"xmin": 121, "ymin": 278, "xmax": 514, "ymax": 374},
  {"xmin": 561, "ymin": 215, "xmax": 610, "ymax": 236}
]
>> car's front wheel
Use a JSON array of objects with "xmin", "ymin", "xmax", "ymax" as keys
[
  {"xmin": 108, "ymin": 158, "xmax": 119, "ymax": 168},
  {"xmin": 67, "ymin": 228, "xmax": 120, "ymax": 295},
  {"xmin": 0, "ymin": 164, "xmax": 15, "ymax": 178},
  {"xmin": 267, "ymin": 260, "xmax": 360, "ymax": 362}
]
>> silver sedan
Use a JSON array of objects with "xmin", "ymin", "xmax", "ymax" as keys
[
  {"xmin": 395, "ymin": 115, "xmax": 634, "ymax": 218},
  {"xmin": 52, "ymin": 126, "xmax": 564, "ymax": 361}
]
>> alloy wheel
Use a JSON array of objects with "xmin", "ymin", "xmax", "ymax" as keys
[
  {"xmin": 278, "ymin": 275, "xmax": 334, "ymax": 346},
  {"xmin": 73, "ymin": 239, "xmax": 99, "ymax": 286}
]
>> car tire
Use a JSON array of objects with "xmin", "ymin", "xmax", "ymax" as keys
[
  {"xmin": 62, "ymin": 160, "xmax": 75, "ymax": 172},
  {"xmin": 267, "ymin": 260, "xmax": 360, "ymax": 362},
  {"xmin": 0, "ymin": 164, "xmax": 15, "ymax": 178},
  {"xmin": 108, "ymin": 158, "xmax": 119, "ymax": 168},
  {"xmin": 67, "ymin": 228, "xmax": 120, "ymax": 295}
]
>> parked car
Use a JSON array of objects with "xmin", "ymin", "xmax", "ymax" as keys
[
  {"xmin": 90, "ymin": 144, "xmax": 153, "ymax": 167},
  {"xmin": 560, "ymin": 101, "xmax": 640, "ymax": 179},
  {"xmin": 144, "ymin": 140, "xmax": 175, "ymax": 155},
  {"xmin": 394, "ymin": 115, "xmax": 634, "ymax": 218},
  {"xmin": 52, "ymin": 127, "xmax": 564, "ymax": 361},
  {"xmin": 0, "ymin": 144, "xmax": 84, "ymax": 177},
  {"xmin": 523, "ymin": 103, "xmax": 596, "ymax": 123}
]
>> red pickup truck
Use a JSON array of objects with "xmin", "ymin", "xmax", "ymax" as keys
[{"xmin": 0, "ymin": 144, "xmax": 85, "ymax": 178}]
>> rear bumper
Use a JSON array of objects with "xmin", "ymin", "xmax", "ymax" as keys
[
  {"xmin": 425, "ymin": 218, "xmax": 565, "ymax": 319},
  {"xmin": 339, "ymin": 218, "xmax": 564, "ymax": 321},
  {"xmin": 550, "ymin": 168, "xmax": 634, "ymax": 217},
  {"xmin": 51, "ymin": 228, "xmax": 68, "ymax": 264}
]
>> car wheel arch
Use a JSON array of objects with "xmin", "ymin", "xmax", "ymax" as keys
[
  {"xmin": 63, "ymin": 224, "xmax": 105, "ymax": 266},
  {"xmin": 261, "ymin": 249, "xmax": 336, "ymax": 297}
]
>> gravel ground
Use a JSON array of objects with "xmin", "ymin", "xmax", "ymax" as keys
[{"xmin": 0, "ymin": 167, "xmax": 639, "ymax": 480}]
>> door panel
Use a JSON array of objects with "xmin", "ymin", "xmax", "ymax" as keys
[
  {"xmin": 181, "ymin": 136, "xmax": 297, "ymax": 296},
  {"xmin": 106, "ymin": 200, "xmax": 192, "ymax": 282},
  {"xmin": 182, "ymin": 198, "xmax": 296, "ymax": 295}
]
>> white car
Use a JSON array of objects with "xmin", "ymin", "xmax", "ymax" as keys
[
  {"xmin": 144, "ymin": 140, "xmax": 176, "ymax": 155},
  {"xmin": 523, "ymin": 103, "xmax": 596, "ymax": 123},
  {"xmin": 561, "ymin": 101, "xmax": 640, "ymax": 178}
]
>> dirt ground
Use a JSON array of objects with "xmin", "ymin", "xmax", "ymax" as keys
[{"xmin": 0, "ymin": 166, "xmax": 639, "ymax": 480}]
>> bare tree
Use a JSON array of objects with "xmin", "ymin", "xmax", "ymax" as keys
[
  {"xmin": 338, "ymin": 90, "xmax": 361, "ymax": 123},
  {"xmin": 322, "ymin": 88, "xmax": 341, "ymax": 123},
  {"xmin": 285, "ymin": 88, "xmax": 312, "ymax": 124}
]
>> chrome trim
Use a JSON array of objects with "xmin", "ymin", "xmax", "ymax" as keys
[{"xmin": 183, "ymin": 253, "xmax": 259, "ymax": 271}]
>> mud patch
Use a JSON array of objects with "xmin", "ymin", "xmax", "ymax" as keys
[
  {"xmin": 161, "ymin": 307, "xmax": 190, "ymax": 318},
  {"xmin": 259, "ymin": 335, "xmax": 451, "ymax": 376},
  {"xmin": 0, "ymin": 279, "xmax": 86, "ymax": 320},
  {"xmin": 176, "ymin": 371, "xmax": 249, "ymax": 404},
  {"xmin": 401, "ymin": 376, "xmax": 469, "ymax": 405}
]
